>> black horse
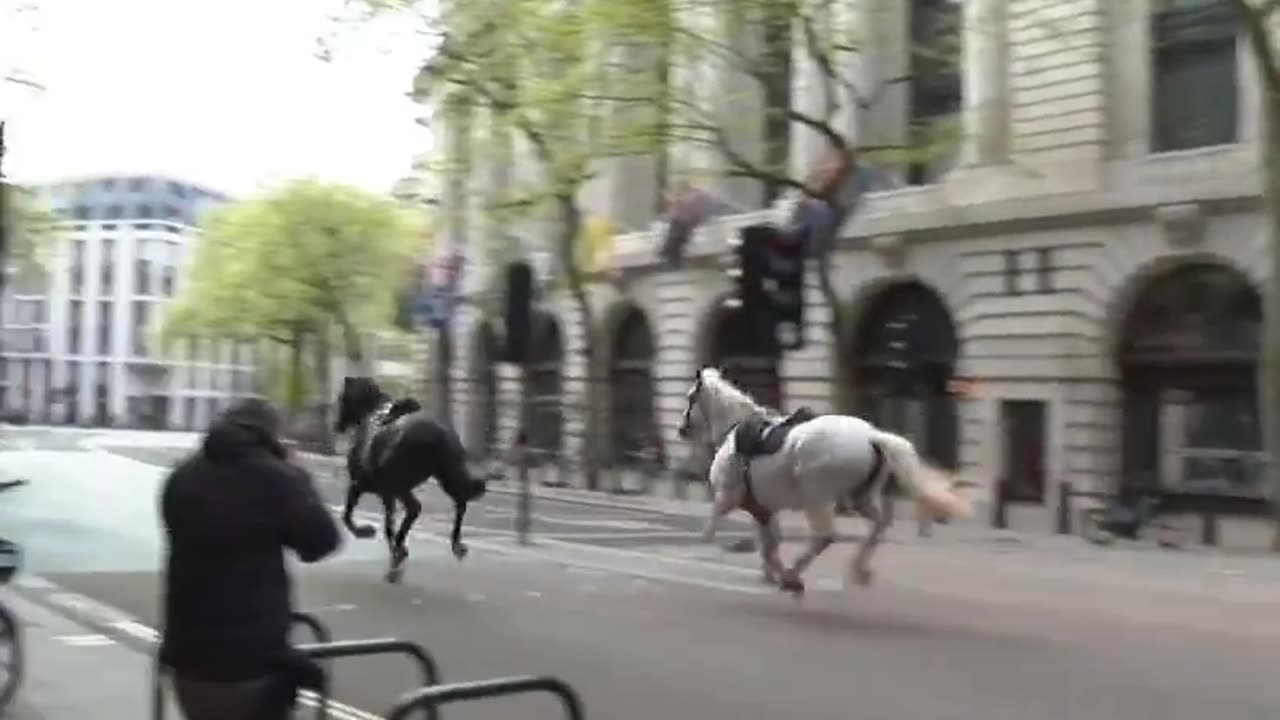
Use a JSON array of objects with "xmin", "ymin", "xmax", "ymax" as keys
[{"xmin": 334, "ymin": 376, "xmax": 492, "ymax": 583}]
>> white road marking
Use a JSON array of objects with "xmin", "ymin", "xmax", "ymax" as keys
[
  {"xmin": 336, "ymin": 506, "xmax": 772, "ymax": 596},
  {"xmin": 34, "ymin": 584, "xmax": 379, "ymax": 720},
  {"xmin": 55, "ymin": 633, "xmax": 115, "ymax": 647}
]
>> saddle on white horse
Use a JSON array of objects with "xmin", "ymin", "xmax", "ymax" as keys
[{"xmin": 732, "ymin": 406, "xmax": 820, "ymax": 459}]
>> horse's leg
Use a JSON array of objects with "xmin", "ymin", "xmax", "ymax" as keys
[
  {"xmin": 390, "ymin": 491, "xmax": 422, "ymax": 568},
  {"xmin": 746, "ymin": 505, "xmax": 787, "ymax": 589},
  {"xmin": 700, "ymin": 483, "xmax": 743, "ymax": 543},
  {"xmin": 342, "ymin": 481, "xmax": 376, "ymax": 539},
  {"xmin": 850, "ymin": 491, "xmax": 890, "ymax": 587},
  {"xmin": 780, "ymin": 504, "xmax": 836, "ymax": 591},
  {"xmin": 380, "ymin": 495, "xmax": 397, "ymax": 553},
  {"xmin": 755, "ymin": 514, "xmax": 781, "ymax": 585},
  {"xmin": 449, "ymin": 500, "xmax": 470, "ymax": 560}
]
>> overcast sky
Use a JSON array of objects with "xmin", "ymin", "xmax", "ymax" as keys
[{"xmin": 1, "ymin": 0, "xmax": 431, "ymax": 196}]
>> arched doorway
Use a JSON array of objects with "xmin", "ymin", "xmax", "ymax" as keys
[
  {"xmin": 851, "ymin": 281, "xmax": 959, "ymax": 470},
  {"xmin": 610, "ymin": 305, "xmax": 657, "ymax": 467},
  {"xmin": 525, "ymin": 312, "xmax": 564, "ymax": 461},
  {"xmin": 467, "ymin": 320, "xmax": 499, "ymax": 458},
  {"xmin": 1119, "ymin": 263, "xmax": 1264, "ymax": 501},
  {"xmin": 706, "ymin": 303, "xmax": 782, "ymax": 410}
]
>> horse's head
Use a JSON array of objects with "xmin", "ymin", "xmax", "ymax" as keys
[
  {"xmin": 335, "ymin": 376, "xmax": 386, "ymax": 434},
  {"xmin": 678, "ymin": 366, "xmax": 762, "ymax": 442},
  {"xmin": 677, "ymin": 367, "xmax": 712, "ymax": 440}
]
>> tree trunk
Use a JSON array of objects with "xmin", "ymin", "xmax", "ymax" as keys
[
  {"xmin": 557, "ymin": 196, "xmax": 601, "ymax": 491},
  {"xmin": 332, "ymin": 305, "xmax": 367, "ymax": 372},
  {"xmin": 314, "ymin": 325, "xmax": 335, "ymax": 453},
  {"xmin": 1261, "ymin": 83, "xmax": 1280, "ymax": 551},
  {"xmin": 285, "ymin": 325, "xmax": 306, "ymax": 426}
]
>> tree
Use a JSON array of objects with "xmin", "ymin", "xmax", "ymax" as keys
[
  {"xmin": 618, "ymin": 0, "xmax": 960, "ymax": 348},
  {"xmin": 1228, "ymin": 0, "xmax": 1280, "ymax": 547},
  {"xmin": 160, "ymin": 180, "xmax": 424, "ymax": 418},
  {"xmin": 0, "ymin": 180, "xmax": 56, "ymax": 296},
  {"xmin": 343, "ymin": 0, "xmax": 663, "ymax": 488}
]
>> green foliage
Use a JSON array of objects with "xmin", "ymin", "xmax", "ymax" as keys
[
  {"xmin": 160, "ymin": 180, "xmax": 428, "ymax": 350},
  {"xmin": 2, "ymin": 183, "xmax": 58, "ymax": 288}
]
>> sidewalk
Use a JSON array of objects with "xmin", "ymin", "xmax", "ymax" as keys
[
  {"xmin": 306, "ymin": 452, "xmax": 1280, "ymax": 560},
  {"xmin": 1, "ymin": 588, "xmax": 171, "ymax": 720}
]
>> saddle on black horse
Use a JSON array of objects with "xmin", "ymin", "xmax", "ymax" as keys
[{"xmin": 733, "ymin": 406, "xmax": 820, "ymax": 459}]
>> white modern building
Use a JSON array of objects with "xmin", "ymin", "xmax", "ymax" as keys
[
  {"xmin": 1, "ymin": 174, "xmax": 260, "ymax": 429},
  {"xmin": 418, "ymin": 0, "xmax": 1270, "ymax": 538}
]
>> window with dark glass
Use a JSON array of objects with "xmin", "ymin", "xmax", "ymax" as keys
[
  {"xmin": 100, "ymin": 239, "xmax": 115, "ymax": 295},
  {"xmin": 128, "ymin": 178, "xmax": 145, "ymax": 192},
  {"xmin": 135, "ymin": 255, "xmax": 151, "ymax": 295},
  {"xmin": 97, "ymin": 300, "xmax": 113, "ymax": 356},
  {"xmin": 132, "ymin": 301, "xmax": 150, "ymax": 355},
  {"xmin": 101, "ymin": 178, "xmax": 116, "ymax": 191},
  {"xmin": 73, "ymin": 205, "xmax": 89, "ymax": 220},
  {"xmin": 1151, "ymin": 0, "xmax": 1238, "ymax": 152},
  {"xmin": 105, "ymin": 204, "xmax": 122, "ymax": 220},
  {"xmin": 68, "ymin": 299, "xmax": 84, "ymax": 355},
  {"xmin": 1035, "ymin": 247, "xmax": 1054, "ymax": 293},
  {"xmin": 70, "ymin": 240, "xmax": 86, "ymax": 296},
  {"xmin": 137, "ymin": 204, "xmax": 153, "ymax": 219},
  {"xmin": 1003, "ymin": 250, "xmax": 1020, "ymax": 295},
  {"xmin": 161, "ymin": 266, "xmax": 176, "ymax": 296},
  {"xmin": 907, "ymin": 0, "xmax": 963, "ymax": 186}
]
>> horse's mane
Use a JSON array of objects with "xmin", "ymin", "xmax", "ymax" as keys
[{"xmin": 699, "ymin": 367, "xmax": 770, "ymax": 418}]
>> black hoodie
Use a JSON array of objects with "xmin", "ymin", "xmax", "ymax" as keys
[{"xmin": 159, "ymin": 399, "xmax": 340, "ymax": 682}]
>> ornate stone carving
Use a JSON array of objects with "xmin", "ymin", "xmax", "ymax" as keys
[
  {"xmin": 1153, "ymin": 203, "xmax": 1205, "ymax": 249},
  {"xmin": 869, "ymin": 233, "xmax": 908, "ymax": 269}
]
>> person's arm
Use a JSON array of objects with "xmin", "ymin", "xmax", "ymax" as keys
[{"xmin": 275, "ymin": 462, "xmax": 341, "ymax": 563}]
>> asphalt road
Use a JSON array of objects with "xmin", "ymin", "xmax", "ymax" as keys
[
  {"xmin": 95, "ymin": 442, "xmax": 765, "ymax": 549},
  {"xmin": 3, "ymin": 427, "xmax": 1279, "ymax": 720}
]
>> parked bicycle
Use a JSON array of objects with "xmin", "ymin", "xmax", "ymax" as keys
[{"xmin": 1081, "ymin": 490, "xmax": 1187, "ymax": 548}]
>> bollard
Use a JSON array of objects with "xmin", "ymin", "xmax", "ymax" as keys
[
  {"xmin": 990, "ymin": 481, "xmax": 1008, "ymax": 529},
  {"xmin": 1201, "ymin": 510, "xmax": 1219, "ymax": 546},
  {"xmin": 515, "ymin": 431, "xmax": 532, "ymax": 545},
  {"xmin": 1056, "ymin": 481, "xmax": 1073, "ymax": 535}
]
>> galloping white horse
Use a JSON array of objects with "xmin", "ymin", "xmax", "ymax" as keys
[{"xmin": 677, "ymin": 367, "xmax": 972, "ymax": 595}]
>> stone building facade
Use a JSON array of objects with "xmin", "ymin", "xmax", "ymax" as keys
[{"xmin": 417, "ymin": 0, "xmax": 1269, "ymax": 521}]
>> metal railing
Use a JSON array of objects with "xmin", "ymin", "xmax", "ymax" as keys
[
  {"xmin": 386, "ymin": 675, "xmax": 585, "ymax": 720},
  {"xmin": 297, "ymin": 638, "xmax": 441, "ymax": 720},
  {"xmin": 152, "ymin": 612, "xmax": 442, "ymax": 720}
]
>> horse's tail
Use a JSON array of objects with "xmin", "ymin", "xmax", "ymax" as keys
[{"xmin": 871, "ymin": 430, "xmax": 972, "ymax": 520}]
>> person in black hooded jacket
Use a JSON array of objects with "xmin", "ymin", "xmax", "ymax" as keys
[{"xmin": 159, "ymin": 398, "xmax": 340, "ymax": 720}]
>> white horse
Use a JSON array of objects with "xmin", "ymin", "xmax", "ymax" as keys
[{"xmin": 677, "ymin": 366, "xmax": 972, "ymax": 595}]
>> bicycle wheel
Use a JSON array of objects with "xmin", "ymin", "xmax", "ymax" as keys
[{"xmin": 0, "ymin": 602, "xmax": 22, "ymax": 714}]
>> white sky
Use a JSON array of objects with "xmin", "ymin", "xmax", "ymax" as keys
[{"xmin": 0, "ymin": 0, "xmax": 432, "ymax": 197}]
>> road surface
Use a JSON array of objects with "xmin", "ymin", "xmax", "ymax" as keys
[{"xmin": 2, "ymin": 427, "xmax": 1278, "ymax": 720}]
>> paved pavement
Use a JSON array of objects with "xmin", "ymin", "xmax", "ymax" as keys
[{"xmin": 3, "ymin": 426, "xmax": 1280, "ymax": 719}]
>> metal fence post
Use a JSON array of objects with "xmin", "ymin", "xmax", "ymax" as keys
[{"xmin": 1056, "ymin": 481, "xmax": 1073, "ymax": 534}]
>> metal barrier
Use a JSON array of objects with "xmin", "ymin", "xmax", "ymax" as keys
[
  {"xmin": 296, "ymin": 638, "xmax": 441, "ymax": 720},
  {"xmin": 152, "ymin": 611, "xmax": 335, "ymax": 720},
  {"xmin": 386, "ymin": 675, "xmax": 585, "ymax": 720}
]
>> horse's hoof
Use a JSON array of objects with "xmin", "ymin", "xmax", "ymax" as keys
[
  {"xmin": 854, "ymin": 567, "xmax": 874, "ymax": 587},
  {"xmin": 451, "ymin": 543, "xmax": 469, "ymax": 561},
  {"xmin": 779, "ymin": 572, "xmax": 805, "ymax": 596},
  {"xmin": 353, "ymin": 526, "xmax": 376, "ymax": 539},
  {"xmin": 391, "ymin": 547, "xmax": 409, "ymax": 566},
  {"xmin": 385, "ymin": 567, "xmax": 404, "ymax": 584}
]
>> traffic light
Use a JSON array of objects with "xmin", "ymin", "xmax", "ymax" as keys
[
  {"xmin": 762, "ymin": 224, "xmax": 806, "ymax": 351},
  {"xmin": 725, "ymin": 225, "xmax": 774, "ymax": 354},
  {"xmin": 503, "ymin": 261, "xmax": 533, "ymax": 363},
  {"xmin": 726, "ymin": 224, "xmax": 807, "ymax": 352}
]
